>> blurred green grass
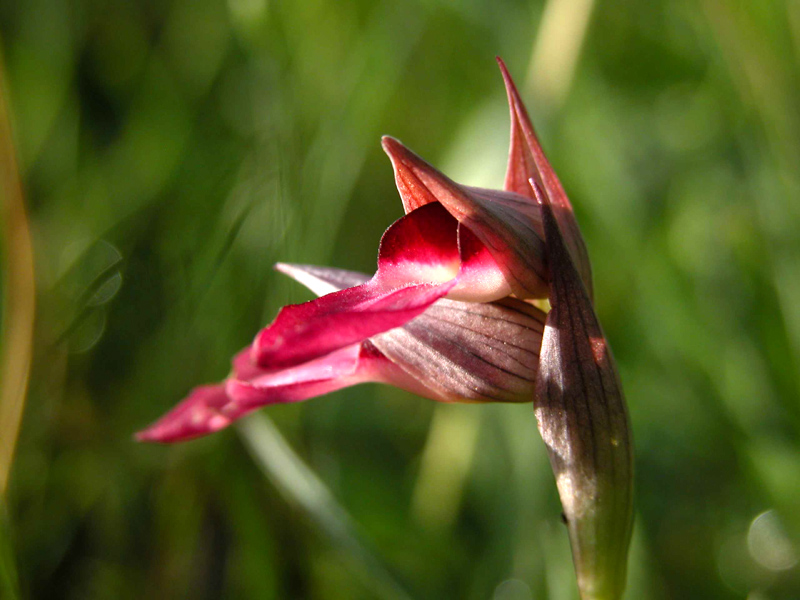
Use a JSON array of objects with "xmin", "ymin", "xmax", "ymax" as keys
[{"xmin": 2, "ymin": 0, "xmax": 800, "ymax": 598}]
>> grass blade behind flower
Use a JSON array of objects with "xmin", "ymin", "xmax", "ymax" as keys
[{"xmin": 237, "ymin": 414, "xmax": 417, "ymax": 600}]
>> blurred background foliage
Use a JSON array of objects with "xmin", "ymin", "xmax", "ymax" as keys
[{"xmin": 1, "ymin": 0, "xmax": 800, "ymax": 598}]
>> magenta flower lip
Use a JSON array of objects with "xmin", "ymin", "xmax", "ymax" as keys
[
  {"xmin": 136, "ymin": 58, "xmax": 633, "ymax": 600},
  {"xmin": 135, "ymin": 261, "xmax": 546, "ymax": 443}
]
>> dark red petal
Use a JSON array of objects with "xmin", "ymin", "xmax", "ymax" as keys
[
  {"xmin": 381, "ymin": 136, "xmax": 547, "ymax": 298},
  {"xmin": 497, "ymin": 57, "xmax": 593, "ymax": 299},
  {"xmin": 375, "ymin": 201, "xmax": 461, "ymax": 286},
  {"xmin": 252, "ymin": 203, "xmax": 461, "ymax": 369},
  {"xmin": 378, "ymin": 203, "xmax": 511, "ymax": 301},
  {"xmin": 533, "ymin": 180, "xmax": 633, "ymax": 599}
]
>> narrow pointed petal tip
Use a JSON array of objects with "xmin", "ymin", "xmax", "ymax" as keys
[
  {"xmin": 498, "ymin": 60, "xmax": 594, "ymax": 300},
  {"xmin": 135, "ymin": 384, "xmax": 234, "ymax": 444},
  {"xmin": 136, "ymin": 343, "xmax": 411, "ymax": 444},
  {"xmin": 275, "ymin": 262, "xmax": 367, "ymax": 297},
  {"xmin": 381, "ymin": 136, "xmax": 440, "ymax": 213},
  {"xmin": 533, "ymin": 179, "xmax": 634, "ymax": 600}
]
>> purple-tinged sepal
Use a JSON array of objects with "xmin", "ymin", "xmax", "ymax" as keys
[
  {"xmin": 372, "ymin": 295, "xmax": 545, "ymax": 403},
  {"xmin": 498, "ymin": 58, "xmax": 593, "ymax": 299},
  {"xmin": 533, "ymin": 180, "xmax": 633, "ymax": 600}
]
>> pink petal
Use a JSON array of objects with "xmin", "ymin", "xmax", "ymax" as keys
[
  {"xmin": 497, "ymin": 57, "xmax": 593, "ymax": 298},
  {"xmin": 278, "ymin": 219, "xmax": 510, "ymax": 303},
  {"xmin": 235, "ymin": 340, "xmax": 450, "ymax": 403},
  {"xmin": 251, "ymin": 279, "xmax": 455, "ymax": 369},
  {"xmin": 446, "ymin": 223, "xmax": 511, "ymax": 301},
  {"xmin": 136, "ymin": 342, "xmax": 431, "ymax": 443},
  {"xmin": 229, "ymin": 343, "xmax": 378, "ymax": 405},
  {"xmin": 381, "ymin": 136, "xmax": 547, "ymax": 298},
  {"xmin": 231, "ymin": 346, "xmax": 262, "ymax": 381},
  {"xmin": 532, "ymin": 179, "xmax": 633, "ymax": 598},
  {"xmin": 135, "ymin": 384, "xmax": 234, "ymax": 443}
]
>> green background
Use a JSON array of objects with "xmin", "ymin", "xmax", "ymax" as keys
[{"xmin": 2, "ymin": 0, "xmax": 799, "ymax": 598}]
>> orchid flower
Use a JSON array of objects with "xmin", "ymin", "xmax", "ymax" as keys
[{"xmin": 137, "ymin": 59, "xmax": 633, "ymax": 600}]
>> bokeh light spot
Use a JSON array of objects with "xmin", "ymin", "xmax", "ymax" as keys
[
  {"xmin": 747, "ymin": 510, "xmax": 798, "ymax": 572},
  {"xmin": 493, "ymin": 579, "xmax": 533, "ymax": 600}
]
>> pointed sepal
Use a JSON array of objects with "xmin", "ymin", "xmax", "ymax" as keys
[
  {"xmin": 533, "ymin": 180, "xmax": 633, "ymax": 600},
  {"xmin": 498, "ymin": 57, "xmax": 593, "ymax": 299}
]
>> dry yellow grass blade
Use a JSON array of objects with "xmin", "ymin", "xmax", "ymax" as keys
[{"xmin": 0, "ymin": 50, "xmax": 35, "ymax": 499}]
